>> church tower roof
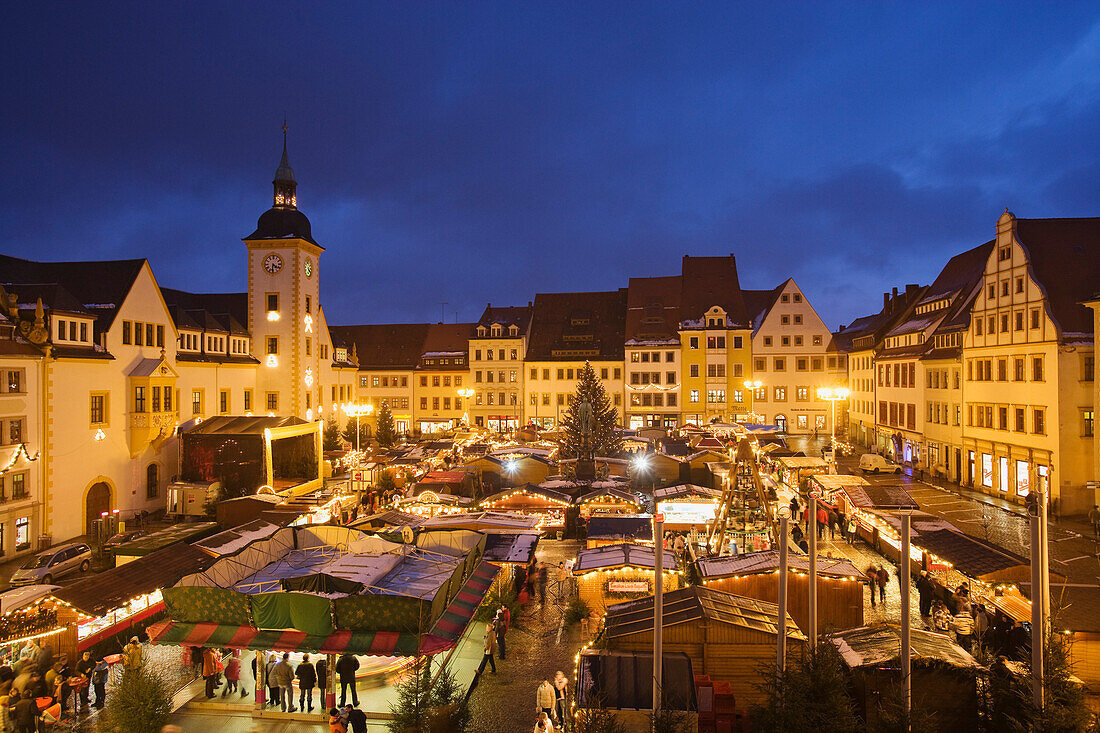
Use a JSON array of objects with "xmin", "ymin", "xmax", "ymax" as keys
[{"xmin": 244, "ymin": 123, "xmax": 320, "ymax": 247}]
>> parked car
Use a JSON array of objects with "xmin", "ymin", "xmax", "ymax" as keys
[
  {"xmin": 103, "ymin": 530, "xmax": 144, "ymax": 550},
  {"xmin": 8, "ymin": 542, "xmax": 92, "ymax": 586},
  {"xmin": 858, "ymin": 453, "xmax": 903, "ymax": 474}
]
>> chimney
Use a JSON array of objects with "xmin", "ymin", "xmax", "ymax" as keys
[
  {"xmin": 905, "ymin": 283, "xmax": 920, "ymax": 299},
  {"xmin": 892, "ymin": 287, "xmax": 899, "ymax": 299},
  {"xmin": 884, "ymin": 292, "xmax": 890, "ymax": 311}
]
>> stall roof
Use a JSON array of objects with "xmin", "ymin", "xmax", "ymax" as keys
[
  {"xmin": 809, "ymin": 474, "xmax": 870, "ymax": 491},
  {"xmin": 909, "ymin": 527, "xmax": 1028, "ymax": 578},
  {"xmin": 776, "ymin": 456, "xmax": 829, "ymax": 469},
  {"xmin": 113, "ymin": 522, "xmax": 220, "ymax": 557},
  {"xmin": 843, "ymin": 482, "xmax": 919, "ymax": 511},
  {"xmin": 0, "ymin": 584, "xmax": 59, "ymax": 615},
  {"xmin": 586, "ymin": 515, "xmax": 654, "ymax": 542},
  {"xmin": 54, "ymin": 544, "xmax": 214, "ymax": 617},
  {"xmin": 573, "ymin": 543, "xmax": 678, "ymax": 573},
  {"xmin": 479, "ymin": 484, "xmax": 572, "ymax": 506},
  {"xmin": 653, "ymin": 484, "xmax": 721, "ymax": 501},
  {"xmin": 575, "ymin": 487, "xmax": 642, "ymax": 506},
  {"xmin": 603, "ymin": 585, "xmax": 805, "ymax": 640},
  {"xmin": 349, "ymin": 510, "xmax": 426, "ymax": 530},
  {"xmin": 194, "ymin": 520, "xmax": 283, "ymax": 557},
  {"xmin": 482, "ymin": 533, "xmax": 540, "ymax": 564},
  {"xmin": 577, "ymin": 650, "xmax": 696, "ymax": 711},
  {"xmin": 420, "ymin": 511, "xmax": 540, "ymax": 532},
  {"xmin": 184, "ymin": 415, "xmax": 307, "ymax": 436},
  {"xmin": 698, "ymin": 550, "xmax": 862, "ymax": 580},
  {"xmin": 828, "ymin": 624, "xmax": 981, "ymax": 669}
]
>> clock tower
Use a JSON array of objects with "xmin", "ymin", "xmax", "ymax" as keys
[{"xmin": 244, "ymin": 126, "xmax": 323, "ymax": 419}]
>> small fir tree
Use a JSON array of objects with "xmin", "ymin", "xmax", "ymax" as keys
[
  {"xmin": 387, "ymin": 658, "xmax": 470, "ymax": 733},
  {"xmin": 750, "ymin": 642, "xmax": 860, "ymax": 733},
  {"xmin": 560, "ymin": 362, "xmax": 622, "ymax": 458},
  {"xmin": 376, "ymin": 401, "xmax": 398, "ymax": 447},
  {"xmin": 99, "ymin": 664, "xmax": 173, "ymax": 733},
  {"xmin": 323, "ymin": 419, "xmax": 341, "ymax": 451},
  {"xmin": 376, "ymin": 469, "xmax": 397, "ymax": 494}
]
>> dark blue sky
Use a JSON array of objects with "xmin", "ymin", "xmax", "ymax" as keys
[{"xmin": 3, "ymin": 3, "xmax": 1098, "ymax": 328}]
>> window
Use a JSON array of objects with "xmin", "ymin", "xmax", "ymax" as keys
[
  {"xmin": 542, "ymin": 393, "xmax": 550, "ymax": 406},
  {"xmin": 813, "ymin": 335, "xmax": 822, "ymax": 346},
  {"xmin": 773, "ymin": 358, "xmax": 785, "ymax": 371},
  {"xmin": 133, "ymin": 322, "xmax": 143, "ymax": 346},
  {"xmin": 542, "ymin": 369, "xmax": 550, "ymax": 380},
  {"xmin": 796, "ymin": 358, "xmax": 807, "ymax": 371},
  {"xmin": 812, "ymin": 358, "xmax": 822, "ymax": 371},
  {"xmin": 1030, "ymin": 309, "xmax": 1040, "ymax": 329},
  {"xmin": 1084, "ymin": 410, "xmax": 1095, "ymax": 437},
  {"xmin": 530, "ymin": 368, "xmax": 538, "ymax": 380},
  {"xmin": 796, "ymin": 387, "xmax": 808, "ymax": 401},
  {"xmin": 305, "ymin": 338, "xmax": 311, "ymax": 356},
  {"xmin": 689, "ymin": 337, "xmax": 699, "ymax": 349},
  {"xmin": 432, "ymin": 376, "xmax": 440, "ymax": 387},
  {"xmin": 145, "ymin": 323, "xmax": 154, "ymax": 346},
  {"xmin": 151, "ymin": 386, "xmax": 161, "ymax": 412},
  {"xmin": 266, "ymin": 337, "xmax": 278, "ymax": 355},
  {"xmin": 774, "ymin": 387, "xmax": 786, "ymax": 401},
  {"xmin": 1015, "ymin": 407, "xmax": 1025, "ymax": 432},
  {"xmin": 755, "ymin": 358, "xmax": 765, "ymax": 372},
  {"xmin": 432, "ymin": 397, "xmax": 439, "ymax": 410},
  {"xmin": 796, "ymin": 415, "xmax": 808, "ymax": 429},
  {"xmin": 266, "ymin": 392, "xmax": 278, "ymax": 411},
  {"xmin": 988, "ymin": 284, "xmax": 996, "ymax": 300},
  {"xmin": 244, "ymin": 390, "xmax": 252, "ymax": 412},
  {"xmin": 999, "ymin": 247, "xmax": 1010, "ymax": 261},
  {"xmin": 267, "ymin": 293, "xmax": 279, "ymax": 312},
  {"xmin": 1014, "ymin": 312, "xmax": 1023, "ymax": 331},
  {"xmin": 1084, "ymin": 356, "xmax": 1095, "ymax": 381},
  {"xmin": 754, "ymin": 387, "xmax": 767, "ymax": 401},
  {"xmin": 707, "ymin": 336, "xmax": 726, "ymax": 349},
  {"xmin": 1032, "ymin": 357, "xmax": 1044, "ymax": 381},
  {"xmin": 997, "ymin": 359, "xmax": 1007, "ymax": 381},
  {"xmin": 134, "ymin": 386, "xmax": 146, "ymax": 413},
  {"xmin": 15, "ymin": 517, "xmax": 29, "ymax": 550},
  {"xmin": 689, "ymin": 389, "xmax": 699, "ymax": 403},
  {"xmin": 781, "ymin": 315, "xmax": 790, "ymax": 325},
  {"xmin": 614, "ymin": 368, "xmax": 622, "ymax": 380},
  {"xmin": 600, "ymin": 368, "xmax": 608, "ymax": 380},
  {"xmin": 220, "ymin": 390, "xmax": 229, "ymax": 413},
  {"xmin": 122, "ymin": 321, "xmax": 132, "ymax": 345},
  {"xmin": 975, "ymin": 318, "xmax": 983, "ymax": 336},
  {"xmin": 764, "ymin": 337, "xmax": 773, "ymax": 347},
  {"xmin": 1033, "ymin": 408, "xmax": 1045, "ymax": 434},
  {"xmin": 90, "ymin": 393, "xmax": 106, "ymax": 425},
  {"xmin": 781, "ymin": 294, "xmax": 789, "ymax": 303},
  {"xmin": 1014, "ymin": 358, "xmax": 1025, "ymax": 381},
  {"xmin": 486, "ymin": 350, "xmax": 493, "ymax": 360},
  {"xmin": 794, "ymin": 315, "xmax": 802, "ymax": 325},
  {"xmin": 781, "ymin": 337, "xmax": 790, "ymax": 346},
  {"xmin": 733, "ymin": 390, "xmax": 743, "ymax": 403},
  {"xmin": 146, "ymin": 464, "xmax": 159, "ymax": 499},
  {"xmin": 707, "ymin": 390, "xmax": 725, "ymax": 403},
  {"xmin": 998, "ymin": 406, "xmax": 1008, "ymax": 430},
  {"xmin": 988, "ymin": 316, "xmax": 995, "ymax": 333}
]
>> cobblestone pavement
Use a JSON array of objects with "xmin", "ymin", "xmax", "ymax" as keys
[{"xmin": 468, "ymin": 538, "xmax": 587, "ymax": 733}]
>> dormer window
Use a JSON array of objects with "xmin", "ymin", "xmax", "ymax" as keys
[
  {"xmin": 477, "ymin": 326, "xmax": 487, "ymax": 337},
  {"xmin": 336, "ymin": 347, "xmax": 347, "ymax": 362},
  {"xmin": 508, "ymin": 325, "xmax": 519, "ymax": 336},
  {"xmin": 491, "ymin": 324, "xmax": 503, "ymax": 337}
]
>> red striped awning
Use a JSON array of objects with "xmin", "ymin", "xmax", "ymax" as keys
[{"xmin": 148, "ymin": 561, "xmax": 500, "ymax": 657}]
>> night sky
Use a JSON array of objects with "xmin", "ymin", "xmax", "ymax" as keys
[{"xmin": 3, "ymin": 3, "xmax": 1099, "ymax": 328}]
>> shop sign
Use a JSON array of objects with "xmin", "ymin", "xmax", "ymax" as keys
[{"xmin": 607, "ymin": 580, "xmax": 650, "ymax": 593}]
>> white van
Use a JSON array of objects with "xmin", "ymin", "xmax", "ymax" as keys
[{"xmin": 859, "ymin": 453, "xmax": 902, "ymax": 474}]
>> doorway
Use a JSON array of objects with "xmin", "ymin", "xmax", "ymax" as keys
[{"xmin": 86, "ymin": 482, "xmax": 111, "ymax": 536}]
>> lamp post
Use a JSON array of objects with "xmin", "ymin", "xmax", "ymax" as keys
[
  {"xmin": 776, "ymin": 504, "xmax": 790, "ymax": 672},
  {"xmin": 743, "ymin": 380, "xmax": 763, "ymax": 423},
  {"xmin": 816, "ymin": 387, "xmax": 850, "ymax": 471},
  {"xmin": 457, "ymin": 388, "xmax": 474, "ymax": 427},
  {"xmin": 342, "ymin": 402, "xmax": 373, "ymax": 454}
]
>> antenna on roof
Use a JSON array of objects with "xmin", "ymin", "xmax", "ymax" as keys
[{"xmin": 441, "ymin": 302, "xmax": 447, "ymax": 324}]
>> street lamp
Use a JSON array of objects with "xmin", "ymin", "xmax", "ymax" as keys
[
  {"xmin": 816, "ymin": 386, "xmax": 849, "ymax": 470},
  {"xmin": 342, "ymin": 402, "xmax": 373, "ymax": 453},
  {"xmin": 743, "ymin": 380, "xmax": 763, "ymax": 423},
  {"xmin": 456, "ymin": 388, "xmax": 474, "ymax": 427}
]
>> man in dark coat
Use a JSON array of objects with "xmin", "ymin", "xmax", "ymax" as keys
[
  {"xmin": 336, "ymin": 652, "xmax": 360, "ymax": 707},
  {"xmin": 916, "ymin": 570, "xmax": 936, "ymax": 616},
  {"xmin": 296, "ymin": 654, "xmax": 317, "ymax": 712}
]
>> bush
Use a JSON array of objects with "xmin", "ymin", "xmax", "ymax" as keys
[
  {"xmin": 564, "ymin": 596, "xmax": 591, "ymax": 625},
  {"xmin": 387, "ymin": 658, "xmax": 470, "ymax": 733},
  {"xmin": 98, "ymin": 664, "xmax": 173, "ymax": 733},
  {"xmin": 475, "ymin": 584, "xmax": 518, "ymax": 623},
  {"xmin": 574, "ymin": 704, "xmax": 626, "ymax": 733},
  {"xmin": 750, "ymin": 642, "xmax": 860, "ymax": 733}
]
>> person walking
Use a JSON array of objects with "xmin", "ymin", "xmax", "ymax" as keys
[
  {"xmin": 12, "ymin": 690, "xmax": 37, "ymax": 733},
  {"xmin": 845, "ymin": 515, "xmax": 857, "ymax": 544},
  {"xmin": 835, "ymin": 509, "xmax": 847, "ymax": 542},
  {"xmin": 538, "ymin": 564, "xmax": 549, "ymax": 604},
  {"xmin": 536, "ymin": 678, "xmax": 556, "ymax": 720},
  {"xmin": 336, "ymin": 652, "xmax": 360, "ymax": 708},
  {"xmin": 916, "ymin": 570, "xmax": 935, "ymax": 617},
  {"xmin": 91, "ymin": 657, "xmax": 108, "ymax": 710},
  {"xmin": 875, "ymin": 565, "xmax": 888, "ymax": 604},
  {"xmin": 296, "ymin": 654, "xmax": 317, "ymax": 712},
  {"xmin": 788, "ymin": 496, "xmax": 800, "ymax": 522},
  {"xmin": 122, "ymin": 636, "xmax": 143, "ymax": 671},
  {"xmin": 827, "ymin": 508, "xmax": 839, "ymax": 541},
  {"xmin": 495, "ymin": 606, "xmax": 510, "ymax": 660},
  {"xmin": 865, "ymin": 564, "xmax": 878, "ymax": 608},
  {"xmin": 953, "ymin": 607, "xmax": 975, "ymax": 652},
  {"xmin": 223, "ymin": 651, "xmax": 241, "ymax": 697},
  {"xmin": 816, "ymin": 504, "xmax": 828, "ymax": 541},
  {"xmin": 477, "ymin": 622, "xmax": 497, "ymax": 675},
  {"xmin": 553, "ymin": 670, "xmax": 569, "ymax": 730},
  {"xmin": 1090, "ymin": 505, "xmax": 1100, "ymax": 538},
  {"xmin": 271, "ymin": 652, "xmax": 296, "ymax": 713}
]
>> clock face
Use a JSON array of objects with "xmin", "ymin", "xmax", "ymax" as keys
[
  {"xmin": 263, "ymin": 253, "xmax": 283, "ymax": 274},
  {"xmin": 304, "ymin": 259, "xmax": 313, "ymax": 278}
]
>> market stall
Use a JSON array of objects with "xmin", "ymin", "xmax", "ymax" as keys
[
  {"xmin": 585, "ymin": 515, "xmax": 653, "ymax": 549},
  {"xmin": 476, "ymin": 484, "xmax": 572, "ymax": 531},
  {"xmin": 774, "ymin": 456, "xmax": 830, "ymax": 491},
  {"xmin": 806, "ymin": 473, "xmax": 870, "ymax": 511},
  {"xmin": 397, "ymin": 490, "xmax": 473, "ymax": 519},
  {"xmin": 575, "ymin": 487, "xmax": 643, "ymax": 518},
  {"xmin": 572, "ymin": 543, "xmax": 681, "ymax": 615},
  {"xmin": 652, "ymin": 484, "xmax": 721, "ymax": 531},
  {"xmin": 698, "ymin": 550, "xmax": 864, "ymax": 632}
]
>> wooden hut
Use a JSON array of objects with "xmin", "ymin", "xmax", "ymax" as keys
[
  {"xmin": 470, "ymin": 454, "xmax": 553, "ymax": 488},
  {"xmin": 477, "ymin": 484, "xmax": 572, "ymax": 531},
  {"xmin": 576, "ymin": 487, "xmax": 644, "ymax": 518},
  {"xmin": 644, "ymin": 452, "xmax": 686, "ymax": 485},
  {"xmin": 697, "ymin": 551, "xmax": 864, "ymax": 633},
  {"xmin": 602, "ymin": 586, "xmax": 806, "ymax": 709},
  {"xmin": 684, "ymin": 450, "xmax": 728, "ymax": 487},
  {"xmin": 652, "ymin": 484, "xmax": 720, "ymax": 531},
  {"xmin": 585, "ymin": 515, "xmax": 653, "ymax": 549},
  {"xmin": 573, "ymin": 543, "xmax": 681, "ymax": 615},
  {"xmin": 828, "ymin": 624, "xmax": 982, "ymax": 733}
]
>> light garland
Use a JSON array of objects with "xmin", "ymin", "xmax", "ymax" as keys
[{"xmin": 0, "ymin": 443, "xmax": 40, "ymax": 475}]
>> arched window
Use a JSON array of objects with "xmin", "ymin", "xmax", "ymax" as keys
[{"xmin": 146, "ymin": 464, "xmax": 159, "ymax": 499}]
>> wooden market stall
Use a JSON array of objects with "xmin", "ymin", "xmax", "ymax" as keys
[
  {"xmin": 806, "ymin": 473, "xmax": 870, "ymax": 511},
  {"xmin": 573, "ymin": 543, "xmax": 681, "ymax": 615},
  {"xmin": 476, "ymin": 484, "xmax": 572, "ymax": 532},
  {"xmin": 602, "ymin": 585, "xmax": 806, "ymax": 709},
  {"xmin": 576, "ymin": 487, "xmax": 643, "ymax": 518},
  {"xmin": 828, "ymin": 624, "xmax": 983, "ymax": 733},
  {"xmin": 774, "ymin": 456, "xmax": 830, "ymax": 491},
  {"xmin": 397, "ymin": 490, "xmax": 473, "ymax": 519},
  {"xmin": 585, "ymin": 515, "xmax": 653, "ymax": 549},
  {"xmin": 653, "ymin": 484, "xmax": 721, "ymax": 531},
  {"xmin": 697, "ymin": 550, "xmax": 864, "ymax": 633}
]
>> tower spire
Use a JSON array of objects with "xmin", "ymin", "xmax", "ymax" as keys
[{"xmin": 273, "ymin": 119, "xmax": 297, "ymax": 209}]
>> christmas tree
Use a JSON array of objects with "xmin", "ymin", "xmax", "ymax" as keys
[
  {"xmin": 376, "ymin": 401, "xmax": 398, "ymax": 447},
  {"xmin": 560, "ymin": 361, "xmax": 623, "ymax": 458}
]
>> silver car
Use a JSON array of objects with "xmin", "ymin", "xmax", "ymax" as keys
[{"xmin": 8, "ymin": 542, "xmax": 92, "ymax": 586}]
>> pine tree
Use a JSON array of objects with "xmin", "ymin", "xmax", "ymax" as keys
[
  {"xmin": 387, "ymin": 657, "xmax": 470, "ymax": 733},
  {"xmin": 343, "ymin": 416, "xmax": 371, "ymax": 449},
  {"xmin": 99, "ymin": 664, "xmax": 173, "ymax": 733},
  {"xmin": 376, "ymin": 401, "xmax": 398, "ymax": 447},
  {"xmin": 323, "ymin": 419, "xmax": 341, "ymax": 451},
  {"xmin": 750, "ymin": 642, "xmax": 860, "ymax": 733},
  {"xmin": 560, "ymin": 362, "xmax": 622, "ymax": 458}
]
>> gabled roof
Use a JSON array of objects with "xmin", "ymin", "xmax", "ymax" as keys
[
  {"xmin": 526, "ymin": 289, "xmax": 628, "ymax": 361},
  {"xmin": 920, "ymin": 241, "xmax": 994, "ymax": 305},
  {"xmin": 572, "ymin": 543, "xmax": 678, "ymax": 573},
  {"xmin": 829, "ymin": 623, "xmax": 980, "ymax": 669},
  {"xmin": 741, "ymin": 282, "xmax": 785, "ymax": 328},
  {"xmin": 625, "ymin": 276, "xmax": 682, "ymax": 343},
  {"xmin": 832, "ymin": 285, "xmax": 926, "ymax": 353},
  {"xmin": 420, "ymin": 322, "xmax": 475, "ymax": 359},
  {"xmin": 698, "ymin": 550, "xmax": 861, "ymax": 579},
  {"xmin": 161, "ymin": 288, "xmax": 249, "ymax": 329},
  {"xmin": 1014, "ymin": 217, "xmax": 1100, "ymax": 336},
  {"xmin": 679, "ymin": 255, "xmax": 750, "ymax": 328},
  {"xmin": 603, "ymin": 585, "xmax": 805, "ymax": 640},
  {"xmin": 330, "ymin": 323, "xmax": 432, "ymax": 370},
  {"xmin": 2, "ymin": 282, "xmax": 92, "ymax": 317},
  {"xmin": 476, "ymin": 304, "xmax": 532, "ymax": 333},
  {"xmin": 0, "ymin": 254, "xmax": 146, "ymax": 331}
]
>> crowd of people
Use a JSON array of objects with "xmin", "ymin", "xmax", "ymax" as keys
[{"xmin": 533, "ymin": 671, "xmax": 569, "ymax": 732}]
